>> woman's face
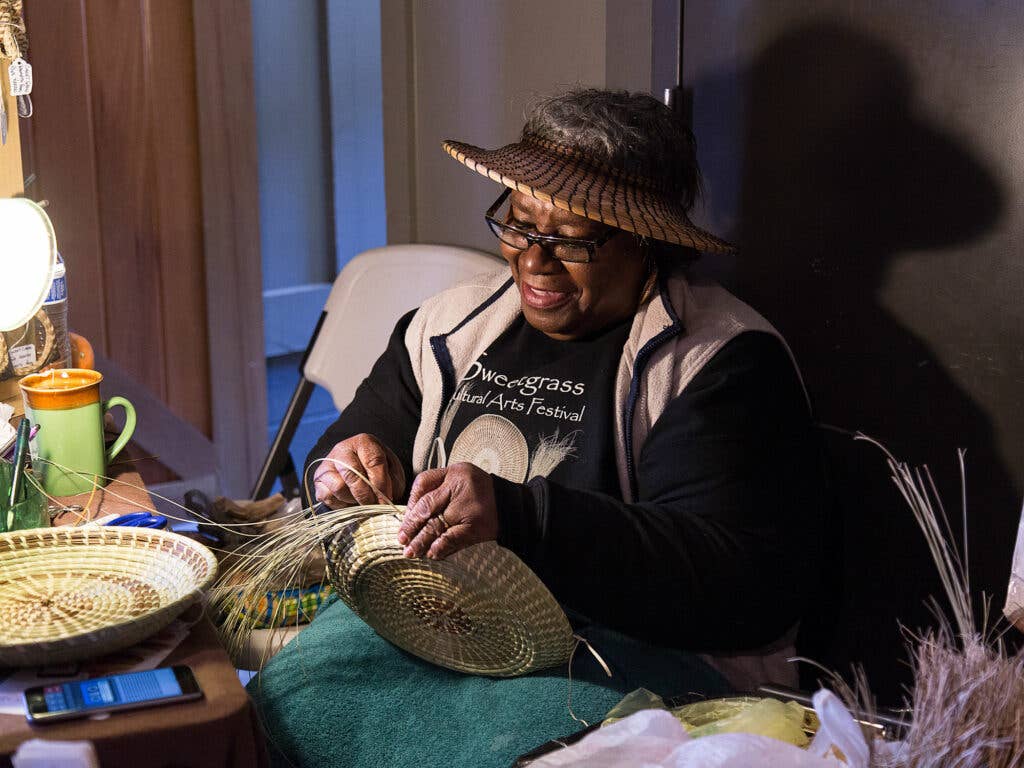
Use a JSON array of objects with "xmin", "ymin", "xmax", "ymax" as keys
[{"xmin": 502, "ymin": 191, "xmax": 648, "ymax": 341}]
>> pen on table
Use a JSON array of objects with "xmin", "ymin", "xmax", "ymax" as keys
[
  {"xmin": 2, "ymin": 423, "xmax": 38, "ymax": 462},
  {"xmin": 8, "ymin": 418, "xmax": 32, "ymax": 508}
]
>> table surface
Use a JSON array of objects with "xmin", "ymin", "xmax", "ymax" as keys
[
  {"xmin": 0, "ymin": 473, "xmax": 268, "ymax": 767},
  {"xmin": 49, "ymin": 469, "xmax": 155, "ymax": 526}
]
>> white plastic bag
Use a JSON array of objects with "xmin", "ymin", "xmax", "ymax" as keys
[
  {"xmin": 806, "ymin": 689, "xmax": 870, "ymax": 766},
  {"xmin": 529, "ymin": 689, "xmax": 870, "ymax": 768},
  {"xmin": 667, "ymin": 732, "xmax": 850, "ymax": 768},
  {"xmin": 530, "ymin": 709, "xmax": 690, "ymax": 767},
  {"xmin": 665, "ymin": 690, "xmax": 868, "ymax": 768},
  {"xmin": 1004, "ymin": 502, "xmax": 1024, "ymax": 632}
]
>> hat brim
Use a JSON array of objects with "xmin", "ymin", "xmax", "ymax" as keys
[{"xmin": 443, "ymin": 138, "xmax": 736, "ymax": 254}]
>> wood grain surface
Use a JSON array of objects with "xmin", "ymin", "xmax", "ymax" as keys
[
  {"xmin": 21, "ymin": 0, "xmax": 212, "ymax": 437},
  {"xmin": 193, "ymin": 0, "xmax": 268, "ymax": 496}
]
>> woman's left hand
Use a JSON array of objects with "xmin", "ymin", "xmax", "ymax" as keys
[{"xmin": 397, "ymin": 462, "xmax": 499, "ymax": 559}]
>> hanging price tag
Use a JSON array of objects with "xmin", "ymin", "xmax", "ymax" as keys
[
  {"xmin": 9, "ymin": 344, "xmax": 36, "ymax": 370},
  {"xmin": 8, "ymin": 58, "xmax": 31, "ymax": 97}
]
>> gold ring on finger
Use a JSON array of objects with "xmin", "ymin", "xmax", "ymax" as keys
[{"xmin": 436, "ymin": 512, "xmax": 449, "ymax": 534}]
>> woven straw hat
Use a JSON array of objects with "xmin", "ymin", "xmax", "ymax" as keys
[
  {"xmin": 325, "ymin": 511, "xmax": 574, "ymax": 677},
  {"xmin": 448, "ymin": 414, "xmax": 530, "ymax": 483},
  {"xmin": 0, "ymin": 526, "xmax": 217, "ymax": 666},
  {"xmin": 444, "ymin": 132, "xmax": 736, "ymax": 254}
]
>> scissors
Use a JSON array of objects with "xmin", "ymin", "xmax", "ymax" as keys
[{"xmin": 105, "ymin": 511, "xmax": 168, "ymax": 530}]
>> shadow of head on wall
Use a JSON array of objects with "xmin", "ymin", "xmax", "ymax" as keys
[
  {"xmin": 738, "ymin": 20, "xmax": 1001, "ymax": 294},
  {"xmin": 718, "ymin": 19, "xmax": 1018, "ymax": 702}
]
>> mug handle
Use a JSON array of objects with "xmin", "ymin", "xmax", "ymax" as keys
[{"xmin": 103, "ymin": 396, "xmax": 137, "ymax": 463}]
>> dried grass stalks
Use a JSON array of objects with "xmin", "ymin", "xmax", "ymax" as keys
[
  {"xmin": 887, "ymin": 631, "xmax": 1024, "ymax": 767},
  {"xmin": 853, "ymin": 435, "xmax": 1024, "ymax": 768},
  {"xmin": 208, "ymin": 504, "xmax": 400, "ymax": 667}
]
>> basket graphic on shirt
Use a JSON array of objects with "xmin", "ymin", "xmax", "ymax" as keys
[{"xmin": 448, "ymin": 414, "xmax": 529, "ymax": 483}]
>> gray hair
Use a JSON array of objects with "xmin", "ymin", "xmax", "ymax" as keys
[{"xmin": 523, "ymin": 88, "xmax": 703, "ymax": 211}]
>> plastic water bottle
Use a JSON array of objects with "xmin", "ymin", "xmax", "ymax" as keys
[
  {"xmin": 41, "ymin": 254, "xmax": 71, "ymax": 369},
  {"xmin": 3, "ymin": 254, "xmax": 71, "ymax": 377}
]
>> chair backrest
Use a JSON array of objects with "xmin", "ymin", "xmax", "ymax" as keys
[{"xmin": 304, "ymin": 244, "xmax": 503, "ymax": 411}]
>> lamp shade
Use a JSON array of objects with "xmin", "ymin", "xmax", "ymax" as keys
[{"xmin": 0, "ymin": 199, "xmax": 57, "ymax": 332}]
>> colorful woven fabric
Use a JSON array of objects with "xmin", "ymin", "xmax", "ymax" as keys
[{"xmin": 234, "ymin": 583, "xmax": 334, "ymax": 629}]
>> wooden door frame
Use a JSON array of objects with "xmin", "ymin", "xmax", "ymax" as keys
[{"xmin": 192, "ymin": 0, "xmax": 268, "ymax": 498}]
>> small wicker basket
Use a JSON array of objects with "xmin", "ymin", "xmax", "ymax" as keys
[{"xmin": 0, "ymin": 526, "xmax": 218, "ymax": 666}]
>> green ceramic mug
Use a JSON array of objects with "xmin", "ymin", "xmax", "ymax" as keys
[{"xmin": 19, "ymin": 369, "xmax": 136, "ymax": 496}]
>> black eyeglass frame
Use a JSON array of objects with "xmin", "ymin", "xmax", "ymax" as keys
[{"xmin": 484, "ymin": 188, "xmax": 618, "ymax": 264}]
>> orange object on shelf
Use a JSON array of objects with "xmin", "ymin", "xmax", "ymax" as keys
[{"xmin": 69, "ymin": 331, "xmax": 95, "ymax": 369}]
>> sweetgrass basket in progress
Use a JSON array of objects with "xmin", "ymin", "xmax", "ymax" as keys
[
  {"xmin": 325, "ymin": 511, "xmax": 575, "ymax": 677},
  {"xmin": 0, "ymin": 526, "xmax": 217, "ymax": 666}
]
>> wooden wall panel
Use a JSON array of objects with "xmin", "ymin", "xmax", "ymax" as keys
[
  {"xmin": 144, "ymin": 0, "xmax": 210, "ymax": 435},
  {"xmin": 193, "ymin": 0, "xmax": 267, "ymax": 496},
  {"xmin": 82, "ymin": 0, "xmax": 166, "ymax": 400},
  {"xmin": 22, "ymin": 0, "xmax": 211, "ymax": 437},
  {"xmin": 17, "ymin": 2, "xmax": 106, "ymax": 350}
]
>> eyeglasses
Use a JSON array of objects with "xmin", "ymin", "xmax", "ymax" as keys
[{"xmin": 484, "ymin": 188, "xmax": 617, "ymax": 263}]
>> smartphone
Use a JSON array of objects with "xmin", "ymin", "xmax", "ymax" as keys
[{"xmin": 23, "ymin": 665, "xmax": 203, "ymax": 724}]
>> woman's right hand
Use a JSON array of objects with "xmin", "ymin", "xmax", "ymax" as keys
[{"xmin": 312, "ymin": 433, "xmax": 406, "ymax": 508}]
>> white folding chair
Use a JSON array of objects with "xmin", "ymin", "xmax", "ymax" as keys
[
  {"xmin": 251, "ymin": 244, "xmax": 502, "ymax": 499},
  {"xmin": 237, "ymin": 244, "xmax": 501, "ymax": 670}
]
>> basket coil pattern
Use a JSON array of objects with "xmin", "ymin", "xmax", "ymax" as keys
[
  {"xmin": 0, "ymin": 527, "xmax": 217, "ymax": 666},
  {"xmin": 325, "ymin": 513, "xmax": 574, "ymax": 677}
]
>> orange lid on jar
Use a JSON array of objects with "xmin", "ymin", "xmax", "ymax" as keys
[{"xmin": 20, "ymin": 368, "xmax": 103, "ymax": 410}]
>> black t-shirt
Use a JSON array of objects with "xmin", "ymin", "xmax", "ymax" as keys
[{"xmin": 441, "ymin": 315, "xmax": 630, "ymax": 497}]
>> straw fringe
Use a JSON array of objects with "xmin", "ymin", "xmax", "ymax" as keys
[
  {"xmin": 209, "ymin": 503, "xmax": 396, "ymax": 664},
  {"xmin": 805, "ymin": 435, "xmax": 1024, "ymax": 768}
]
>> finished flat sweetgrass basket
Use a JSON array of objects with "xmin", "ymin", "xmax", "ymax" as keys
[{"xmin": 0, "ymin": 526, "xmax": 217, "ymax": 666}]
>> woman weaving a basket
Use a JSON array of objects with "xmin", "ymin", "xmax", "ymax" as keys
[{"xmin": 252, "ymin": 89, "xmax": 824, "ymax": 766}]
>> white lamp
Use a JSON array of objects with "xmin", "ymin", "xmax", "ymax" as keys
[{"xmin": 0, "ymin": 199, "xmax": 57, "ymax": 332}]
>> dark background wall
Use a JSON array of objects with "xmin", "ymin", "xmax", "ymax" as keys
[{"xmin": 683, "ymin": 0, "xmax": 1023, "ymax": 702}]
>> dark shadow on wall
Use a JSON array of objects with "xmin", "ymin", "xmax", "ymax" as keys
[{"xmin": 710, "ymin": 22, "xmax": 1017, "ymax": 704}]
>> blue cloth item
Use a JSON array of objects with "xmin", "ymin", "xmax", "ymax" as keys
[
  {"xmin": 248, "ymin": 598, "xmax": 730, "ymax": 767},
  {"xmin": 105, "ymin": 511, "xmax": 168, "ymax": 529}
]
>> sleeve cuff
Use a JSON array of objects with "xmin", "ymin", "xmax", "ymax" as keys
[{"xmin": 492, "ymin": 475, "xmax": 541, "ymax": 563}]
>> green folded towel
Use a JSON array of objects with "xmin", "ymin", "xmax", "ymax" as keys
[{"xmin": 248, "ymin": 598, "xmax": 729, "ymax": 767}]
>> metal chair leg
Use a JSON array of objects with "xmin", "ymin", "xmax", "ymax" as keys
[{"xmin": 250, "ymin": 375, "xmax": 314, "ymax": 500}]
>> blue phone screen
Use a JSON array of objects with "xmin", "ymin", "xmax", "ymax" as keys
[{"xmin": 43, "ymin": 668, "xmax": 183, "ymax": 713}]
